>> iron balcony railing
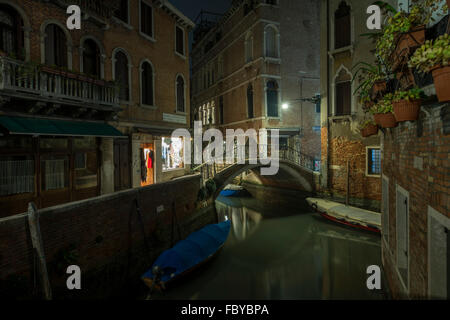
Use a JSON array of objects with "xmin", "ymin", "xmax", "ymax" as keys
[{"xmin": 0, "ymin": 57, "xmax": 119, "ymax": 108}]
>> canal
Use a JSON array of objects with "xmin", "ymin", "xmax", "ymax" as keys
[{"xmin": 153, "ymin": 195, "xmax": 387, "ymax": 300}]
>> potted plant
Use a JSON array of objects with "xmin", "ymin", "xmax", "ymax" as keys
[
  {"xmin": 370, "ymin": 94, "xmax": 397, "ymax": 128},
  {"xmin": 409, "ymin": 34, "xmax": 450, "ymax": 102},
  {"xmin": 352, "ymin": 61, "xmax": 387, "ymax": 98},
  {"xmin": 392, "ymin": 88, "xmax": 425, "ymax": 121},
  {"xmin": 359, "ymin": 119, "xmax": 379, "ymax": 137}
]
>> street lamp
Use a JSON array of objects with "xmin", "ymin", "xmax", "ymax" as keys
[{"xmin": 282, "ymin": 103, "xmax": 289, "ymax": 110}]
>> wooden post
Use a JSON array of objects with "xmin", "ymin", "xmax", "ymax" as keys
[
  {"xmin": 346, "ymin": 160, "xmax": 350, "ymax": 206},
  {"xmin": 28, "ymin": 202, "xmax": 52, "ymax": 300}
]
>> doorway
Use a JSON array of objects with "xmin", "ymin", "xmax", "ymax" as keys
[{"xmin": 140, "ymin": 143, "xmax": 155, "ymax": 187}]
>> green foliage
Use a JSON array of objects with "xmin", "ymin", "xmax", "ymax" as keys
[
  {"xmin": 352, "ymin": 61, "xmax": 386, "ymax": 98},
  {"xmin": 358, "ymin": 119, "xmax": 377, "ymax": 130},
  {"xmin": 370, "ymin": 93, "xmax": 394, "ymax": 114},
  {"xmin": 375, "ymin": 0, "xmax": 446, "ymax": 63},
  {"xmin": 408, "ymin": 34, "xmax": 450, "ymax": 73},
  {"xmin": 392, "ymin": 87, "xmax": 425, "ymax": 102}
]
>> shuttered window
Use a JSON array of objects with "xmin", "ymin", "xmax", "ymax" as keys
[
  {"xmin": 141, "ymin": 62, "xmax": 154, "ymax": 106},
  {"xmin": 83, "ymin": 39, "xmax": 100, "ymax": 78},
  {"xmin": 176, "ymin": 26, "xmax": 184, "ymax": 55},
  {"xmin": 247, "ymin": 85, "xmax": 254, "ymax": 118},
  {"xmin": 336, "ymin": 81, "xmax": 351, "ymax": 115},
  {"xmin": 335, "ymin": 1, "xmax": 351, "ymax": 49},
  {"xmin": 141, "ymin": 1, "xmax": 153, "ymax": 38},
  {"xmin": 114, "ymin": 51, "xmax": 129, "ymax": 101},
  {"xmin": 45, "ymin": 24, "xmax": 67, "ymax": 68},
  {"xmin": 176, "ymin": 75, "xmax": 185, "ymax": 112},
  {"xmin": 219, "ymin": 96, "xmax": 224, "ymax": 125},
  {"xmin": 266, "ymin": 80, "xmax": 279, "ymax": 117},
  {"xmin": 396, "ymin": 186, "xmax": 409, "ymax": 289}
]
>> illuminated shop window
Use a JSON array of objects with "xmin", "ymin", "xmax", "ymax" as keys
[
  {"xmin": 162, "ymin": 137, "xmax": 184, "ymax": 171},
  {"xmin": 367, "ymin": 147, "xmax": 381, "ymax": 176}
]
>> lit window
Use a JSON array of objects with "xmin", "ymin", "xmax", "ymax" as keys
[
  {"xmin": 162, "ymin": 137, "xmax": 184, "ymax": 171},
  {"xmin": 367, "ymin": 147, "xmax": 381, "ymax": 176}
]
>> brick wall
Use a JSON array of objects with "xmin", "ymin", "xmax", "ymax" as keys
[
  {"xmin": 0, "ymin": 175, "xmax": 217, "ymax": 299},
  {"xmin": 381, "ymin": 102, "xmax": 450, "ymax": 299}
]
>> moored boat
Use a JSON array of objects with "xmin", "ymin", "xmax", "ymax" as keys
[{"xmin": 142, "ymin": 220, "xmax": 231, "ymax": 289}]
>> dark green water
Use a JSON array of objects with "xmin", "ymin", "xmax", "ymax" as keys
[{"xmin": 155, "ymin": 196, "xmax": 387, "ymax": 300}]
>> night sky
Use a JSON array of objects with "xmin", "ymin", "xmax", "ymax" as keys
[{"xmin": 170, "ymin": 0, "xmax": 231, "ymax": 24}]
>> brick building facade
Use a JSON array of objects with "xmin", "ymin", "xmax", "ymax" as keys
[
  {"xmin": 0, "ymin": 0, "xmax": 194, "ymax": 217},
  {"xmin": 319, "ymin": 0, "xmax": 395, "ymax": 210},
  {"xmin": 191, "ymin": 0, "xmax": 321, "ymax": 166}
]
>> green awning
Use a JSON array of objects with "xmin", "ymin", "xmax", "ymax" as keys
[{"xmin": 0, "ymin": 116, "xmax": 125, "ymax": 138}]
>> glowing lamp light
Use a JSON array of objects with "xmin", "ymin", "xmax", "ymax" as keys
[{"xmin": 282, "ymin": 103, "xmax": 289, "ymax": 110}]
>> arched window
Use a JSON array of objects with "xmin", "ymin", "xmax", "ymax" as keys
[
  {"xmin": 247, "ymin": 85, "xmax": 254, "ymax": 118},
  {"xmin": 266, "ymin": 80, "xmax": 279, "ymax": 117},
  {"xmin": 335, "ymin": 67, "xmax": 352, "ymax": 115},
  {"xmin": 45, "ymin": 24, "xmax": 67, "ymax": 67},
  {"xmin": 0, "ymin": 4, "xmax": 24, "ymax": 59},
  {"xmin": 141, "ymin": 61, "xmax": 154, "ymax": 106},
  {"xmin": 335, "ymin": 1, "xmax": 351, "ymax": 49},
  {"xmin": 114, "ymin": 50, "xmax": 130, "ymax": 101},
  {"xmin": 265, "ymin": 26, "xmax": 278, "ymax": 58},
  {"xmin": 176, "ymin": 75, "xmax": 185, "ymax": 113},
  {"xmin": 83, "ymin": 39, "xmax": 101, "ymax": 78},
  {"xmin": 245, "ymin": 33, "xmax": 253, "ymax": 63}
]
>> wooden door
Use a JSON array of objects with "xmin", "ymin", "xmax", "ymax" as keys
[{"xmin": 114, "ymin": 139, "xmax": 130, "ymax": 191}]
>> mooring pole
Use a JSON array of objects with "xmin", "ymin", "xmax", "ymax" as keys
[
  {"xmin": 346, "ymin": 160, "xmax": 350, "ymax": 206},
  {"xmin": 27, "ymin": 202, "xmax": 52, "ymax": 300}
]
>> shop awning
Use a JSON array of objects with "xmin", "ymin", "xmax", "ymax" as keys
[{"xmin": 0, "ymin": 116, "xmax": 125, "ymax": 138}]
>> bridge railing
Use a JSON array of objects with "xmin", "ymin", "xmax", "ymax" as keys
[{"xmin": 191, "ymin": 144, "xmax": 320, "ymax": 183}]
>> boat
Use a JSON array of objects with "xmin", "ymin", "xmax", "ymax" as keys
[
  {"xmin": 219, "ymin": 184, "xmax": 249, "ymax": 197},
  {"xmin": 307, "ymin": 197, "xmax": 381, "ymax": 234},
  {"xmin": 142, "ymin": 220, "xmax": 231, "ymax": 289}
]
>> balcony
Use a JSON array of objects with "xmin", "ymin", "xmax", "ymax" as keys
[{"xmin": 0, "ymin": 57, "xmax": 120, "ymax": 117}]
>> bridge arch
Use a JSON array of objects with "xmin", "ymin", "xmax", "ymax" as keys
[{"xmin": 211, "ymin": 159, "xmax": 316, "ymax": 200}]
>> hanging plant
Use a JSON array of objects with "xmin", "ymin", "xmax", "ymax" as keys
[
  {"xmin": 392, "ymin": 88, "xmax": 425, "ymax": 121},
  {"xmin": 370, "ymin": 94, "xmax": 397, "ymax": 128},
  {"xmin": 358, "ymin": 119, "xmax": 379, "ymax": 138},
  {"xmin": 409, "ymin": 34, "xmax": 450, "ymax": 102}
]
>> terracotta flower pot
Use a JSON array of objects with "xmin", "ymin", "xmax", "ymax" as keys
[
  {"xmin": 372, "ymin": 80, "xmax": 386, "ymax": 96},
  {"xmin": 431, "ymin": 65, "xmax": 450, "ymax": 102},
  {"xmin": 393, "ymin": 99, "xmax": 421, "ymax": 122},
  {"xmin": 361, "ymin": 124, "xmax": 379, "ymax": 137},
  {"xmin": 392, "ymin": 27, "xmax": 426, "ymax": 71},
  {"xmin": 374, "ymin": 113, "xmax": 397, "ymax": 128}
]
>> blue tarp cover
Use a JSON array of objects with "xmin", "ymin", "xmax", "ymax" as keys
[{"xmin": 142, "ymin": 220, "xmax": 231, "ymax": 283}]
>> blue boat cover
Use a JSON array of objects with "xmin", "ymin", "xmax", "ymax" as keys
[{"xmin": 142, "ymin": 220, "xmax": 231, "ymax": 283}]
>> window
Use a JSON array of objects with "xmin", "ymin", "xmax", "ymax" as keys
[
  {"xmin": 176, "ymin": 75, "xmax": 185, "ymax": 112},
  {"xmin": 74, "ymin": 151, "xmax": 98, "ymax": 190},
  {"xmin": 315, "ymin": 101, "xmax": 321, "ymax": 113},
  {"xmin": 382, "ymin": 176, "xmax": 389, "ymax": 244},
  {"xmin": 219, "ymin": 96, "xmax": 224, "ymax": 125},
  {"xmin": 83, "ymin": 39, "xmax": 101, "ymax": 78},
  {"xmin": 0, "ymin": 5, "xmax": 24, "ymax": 59},
  {"xmin": 335, "ymin": 1, "xmax": 351, "ymax": 49},
  {"xmin": 176, "ymin": 26, "xmax": 185, "ymax": 56},
  {"xmin": 336, "ymin": 81, "xmax": 351, "ymax": 115},
  {"xmin": 114, "ymin": 0, "xmax": 129, "ymax": 23},
  {"xmin": 141, "ymin": 1, "xmax": 153, "ymax": 38},
  {"xmin": 247, "ymin": 85, "xmax": 254, "ymax": 118},
  {"xmin": 0, "ymin": 155, "xmax": 34, "ymax": 196},
  {"xmin": 141, "ymin": 61, "xmax": 154, "ymax": 106},
  {"xmin": 162, "ymin": 137, "xmax": 184, "ymax": 171},
  {"xmin": 428, "ymin": 206, "xmax": 450, "ymax": 299},
  {"xmin": 114, "ymin": 50, "xmax": 130, "ymax": 101},
  {"xmin": 245, "ymin": 33, "xmax": 253, "ymax": 63},
  {"xmin": 396, "ymin": 185, "xmax": 409, "ymax": 290},
  {"xmin": 41, "ymin": 155, "xmax": 69, "ymax": 191},
  {"xmin": 265, "ymin": 26, "xmax": 278, "ymax": 58},
  {"xmin": 45, "ymin": 24, "xmax": 67, "ymax": 67},
  {"xmin": 367, "ymin": 147, "xmax": 381, "ymax": 176},
  {"xmin": 266, "ymin": 80, "xmax": 279, "ymax": 117}
]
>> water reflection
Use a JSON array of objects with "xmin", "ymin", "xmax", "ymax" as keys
[{"xmin": 156, "ymin": 196, "xmax": 386, "ymax": 300}]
